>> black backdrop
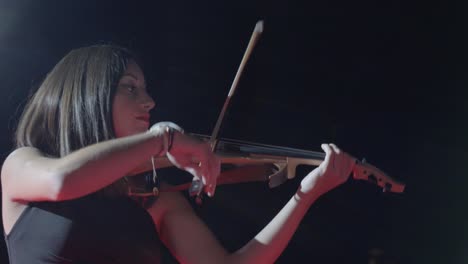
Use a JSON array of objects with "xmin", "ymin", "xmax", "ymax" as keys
[{"xmin": 0, "ymin": 1, "xmax": 465, "ymax": 263}]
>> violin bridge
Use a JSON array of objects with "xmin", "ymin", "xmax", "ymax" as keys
[{"xmin": 268, "ymin": 162, "xmax": 288, "ymax": 188}]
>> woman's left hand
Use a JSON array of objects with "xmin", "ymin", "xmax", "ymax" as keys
[{"xmin": 298, "ymin": 143, "xmax": 356, "ymax": 200}]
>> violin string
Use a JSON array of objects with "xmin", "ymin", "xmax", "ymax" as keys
[{"xmin": 189, "ymin": 133, "xmax": 326, "ymax": 159}]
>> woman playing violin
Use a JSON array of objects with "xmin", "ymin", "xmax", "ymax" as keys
[{"xmin": 1, "ymin": 45, "xmax": 356, "ymax": 263}]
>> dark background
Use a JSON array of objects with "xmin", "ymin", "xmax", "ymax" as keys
[{"xmin": 0, "ymin": 0, "xmax": 465, "ymax": 263}]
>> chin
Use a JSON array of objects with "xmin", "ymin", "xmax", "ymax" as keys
[
  {"xmin": 115, "ymin": 128, "xmax": 146, "ymax": 138},
  {"xmin": 132, "ymin": 127, "xmax": 149, "ymax": 135}
]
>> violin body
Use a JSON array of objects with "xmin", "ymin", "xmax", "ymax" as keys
[{"xmin": 127, "ymin": 133, "xmax": 405, "ymax": 199}]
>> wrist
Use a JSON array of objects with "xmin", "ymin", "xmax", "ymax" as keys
[
  {"xmin": 147, "ymin": 126, "xmax": 168, "ymax": 156},
  {"xmin": 293, "ymin": 186, "xmax": 321, "ymax": 206},
  {"xmin": 148, "ymin": 122, "xmax": 184, "ymax": 156}
]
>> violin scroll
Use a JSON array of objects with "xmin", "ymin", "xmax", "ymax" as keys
[{"xmin": 352, "ymin": 158, "xmax": 405, "ymax": 193}]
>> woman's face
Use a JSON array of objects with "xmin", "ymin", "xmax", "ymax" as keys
[{"xmin": 112, "ymin": 61, "xmax": 155, "ymax": 138}]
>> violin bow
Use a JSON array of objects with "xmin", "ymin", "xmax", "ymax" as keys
[
  {"xmin": 188, "ymin": 20, "xmax": 264, "ymax": 203},
  {"xmin": 186, "ymin": 19, "xmax": 405, "ymax": 203},
  {"xmin": 128, "ymin": 20, "xmax": 405, "ymax": 201}
]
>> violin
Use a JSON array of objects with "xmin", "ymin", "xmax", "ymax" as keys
[
  {"xmin": 127, "ymin": 20, "xmax": 406, "ymax": 203},
  {"xmin": 127, "ymin": 134, "xmax": 405, "ymax": 199}
]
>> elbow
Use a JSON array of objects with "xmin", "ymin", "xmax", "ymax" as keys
[
  {"xmin": 46, "ymin": 170, "xmax": 66, "ymax": 201},
  {"xmin": 48, "ymin": 169, "xmax": 92, "ymax": 201}
]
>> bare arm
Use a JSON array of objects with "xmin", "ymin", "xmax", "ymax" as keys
[
  {"xmin": 150, "ymin": 187, "xmax": 319, "ymax": 264},
  {"xmin": 1, "ymin": 130, "xmax": 167, "ymax": 202},
  {"xmin": 150, "ymin": 144, "xmax": 355, "ymax": 264},
  {"xmin": 226, "ymin": 191, "xmax": 319, "ymax": 263},
  {"xmin": 148, "ymin": 190, "xmax": 229, "ymax": 264}
]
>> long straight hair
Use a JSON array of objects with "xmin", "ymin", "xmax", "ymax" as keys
[{"xmin": 15, "ymin": 45, "xmax": 136, "ymax": 196}]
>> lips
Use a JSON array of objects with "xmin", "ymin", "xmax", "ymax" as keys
[{"xmin": 135, "ymin": 114, "xmax": 150, "ymax": 123}]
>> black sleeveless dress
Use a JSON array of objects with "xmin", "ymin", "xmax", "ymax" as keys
[{"xmin": 4, "ymin": 193, "xmax": 161, "ymax": 264}]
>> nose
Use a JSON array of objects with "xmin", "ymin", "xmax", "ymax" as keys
[{"xmin": 141, "ymin": 92, "xmax": 155, "ymax": 111}]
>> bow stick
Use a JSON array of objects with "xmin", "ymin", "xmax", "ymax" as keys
[
  {"xmin": 127, "ymin": 20, "xmax": 406, "ymax": 201},
  {"xmin": 189, "ymin": 20, "xmax": 264, "ymax": 203}
]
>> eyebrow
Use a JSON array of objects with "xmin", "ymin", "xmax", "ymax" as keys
[
  {"xmin": 122, "ymin": 73, "xmax": 139, "ymax": 80},
  {"xmin": 121, "ymin": 73, "xmax": 147, "ymax": 87}
]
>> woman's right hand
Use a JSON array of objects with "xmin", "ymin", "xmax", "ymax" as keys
[{"xmin": 150, "ymin": 122, "xmax": 220, "ymax": 197}]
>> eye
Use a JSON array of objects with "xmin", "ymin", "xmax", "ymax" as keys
[
  {"xmin": 123, "ymin": 85, "xmax": 136, "ymax": 93},
  {"xmin": 129, "ymin": 85, "xmax": 136, "ymax": 92}
]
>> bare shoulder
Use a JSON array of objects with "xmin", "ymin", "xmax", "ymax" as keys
[
  {"xmin": 3, "ymin": 146, "xmax": 44, "ymax": 164},
  {"xmin": 1, "ymin": 147, "xmax": 43, "ymax": 180},
  {"xmin": 1, "ymin": 147, "xmax": 43, "ymax": 234},
  {"xmin": 1, "ymin": 146, "xmax": 60, "ymax": 203}
]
